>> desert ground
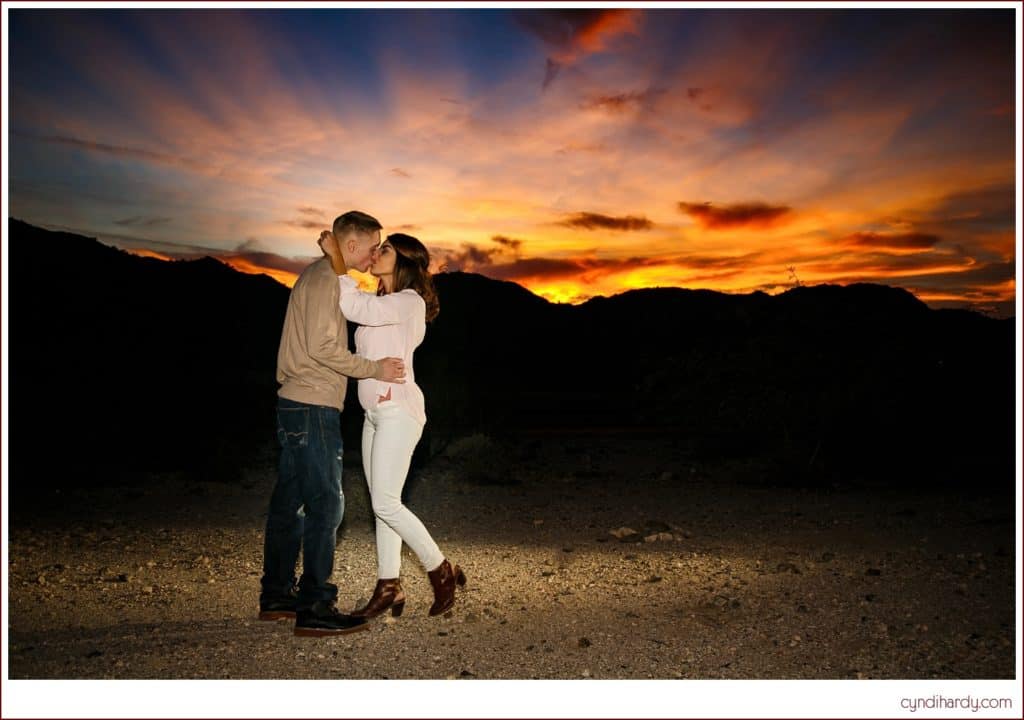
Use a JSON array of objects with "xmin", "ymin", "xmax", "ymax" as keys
[{"xmin": 6, "ymin": 435, "xmax": 1016, "ymax": 680}]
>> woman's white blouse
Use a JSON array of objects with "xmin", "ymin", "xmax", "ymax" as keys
[{"xmin": 338, "ymin": 275, "xmax": 427, "ymax": 426}]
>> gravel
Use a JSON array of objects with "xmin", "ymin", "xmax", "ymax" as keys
[{"xmin": 7, "ymin": 436, "xmax": 1015, "ymax": 680}]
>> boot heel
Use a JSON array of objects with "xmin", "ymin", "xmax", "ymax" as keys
[
  {"xmin": 455, "ymin": 567, "xmax": 467, "ymax": 587},
  {"xmin": 391, "ymin": 601, "xmax": 405, "ymax": 618}
]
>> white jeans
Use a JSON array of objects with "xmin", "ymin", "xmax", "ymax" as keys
[{"xmin": 361, "ymin": 401, "xmax": 444, "ymax": 579}]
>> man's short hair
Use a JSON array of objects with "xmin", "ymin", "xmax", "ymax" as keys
[{"xmin": 333, "ymin": 211, "xmax": 382, "ymax": 238}]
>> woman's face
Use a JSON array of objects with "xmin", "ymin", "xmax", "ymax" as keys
[{"xmin": 370, "ymin": 241, "xmax": 397, "ymax": 277}]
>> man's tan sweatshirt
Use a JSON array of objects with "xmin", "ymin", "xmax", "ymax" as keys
[{"xmin": 276, "ymin": 257, "xmax": 379, "ymax": 410}]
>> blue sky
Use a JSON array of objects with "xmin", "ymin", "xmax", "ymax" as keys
[{"xmin": 7, "ymin": 7, "xmax": 1017, "ymax": 313}]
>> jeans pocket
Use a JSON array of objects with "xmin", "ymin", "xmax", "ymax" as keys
[{"xmin": 277, "ymin": 407, "xmax": 310, "ymax": 448}]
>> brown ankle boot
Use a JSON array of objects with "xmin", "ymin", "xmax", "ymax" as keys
[
  {"xmin": 427, "ymin": 559, "xmax": 466, "ymax": 616},
  {"xmin": 352, "ymin": 578, "xmax": 406, "ymax": 619}
]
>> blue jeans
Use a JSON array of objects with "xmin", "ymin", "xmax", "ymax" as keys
[{"xmin": 261, "ymin": 397, "xmax": 345, "ymax": 609}]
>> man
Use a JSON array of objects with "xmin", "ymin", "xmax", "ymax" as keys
[{"xmin": 260, "ymin": 210, "xmax": 406, "ymax": 637}]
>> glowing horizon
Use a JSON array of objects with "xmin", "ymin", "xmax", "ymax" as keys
[{"xmin": 8, "ymin": 8, "xmax": 1017, "ymax": 316}]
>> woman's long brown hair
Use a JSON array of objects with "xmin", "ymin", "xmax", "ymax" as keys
[{"xmin": 380, "ymin": 233, "xmax": 440, "ymax": 322}]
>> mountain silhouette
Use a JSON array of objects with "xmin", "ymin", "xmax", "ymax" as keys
[{"xmin": 6, "ymin": 219, "xmax": 1014, "ymax": 493}]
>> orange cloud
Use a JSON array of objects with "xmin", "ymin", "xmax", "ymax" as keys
[
  {"xmin": 679, "ymin": 201, "xmax": 793, "ymax": 230},
  {"xmin": 221, "ymin": 256, "xmax": 299, "ymax": 288},
  {"xmin": 488, "ymin": 257, "xmax": 628, "ymax": 283},
  {"xmin": 516, "ymin": 9, "xmax": 642, "ymax": 88},
  {"xmin": 10, "ymin": 11, "xmax": 1014, "ymax": 318},
  {"xmin": 117, "ymin": 237, "xmax": 318, "ymax": 289},
  {"xmin": 125, "ymin": 248, "xmax": 174, "ymax": 262},
  {"xmin": 572, "ymin": 10, "xmax": 640, "ymax": 58},
  {"xmin": 517, "ymin": 9, "xmax": 640, "ymax": 61},
  {"xmin": 800, "ymin": 252, "xmax": 974, "ymax": 279},
  {"xmin": 841, "ymin": 231, "xmax": 941, "ymax": 251}
]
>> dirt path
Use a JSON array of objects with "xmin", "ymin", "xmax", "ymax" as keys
[{"xmin": 6, "ymin": 438, "xmax": 1016, "ymax": 680}]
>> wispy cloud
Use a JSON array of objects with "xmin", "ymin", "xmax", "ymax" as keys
[
  {"xmin": 582, "ymin": 88, "xmax": 664, "ymax": 113},
  {"xmin": 921, "ymin": 184, "xmax": 1015, "ymax": 231},
  {"xmin": 560, "ymin": 212, "xmax": 654, "ymax": 231},
  {"xmin": 841, "ymin": 231, "xmax": 941, "ymax": 250},
  {"xmin": 491, "ymin": 235, "xmax": 524, "ymax": 252},
  {"xmin": 28, "ymin": 133, "xmax": 211, "ymax": 173},
  {"xmin": 434, "ymin": 242, "xmax": 501, "ymax": 272},
  {"xmin": 113, "ymin": 216, "xmax": 172, "ymax": 227},
  {"xmin": 121, "ymin": 234, "xmax": 320, "ymax": 287},
  {"xmin": 515, "ymin": 9, "xmax": 632, "ymax": 55},
  {"xmin": 282, "ymin": 218, "xmax": 325, "ymax": 230},
  {"xmin": 516, "ymin": 9, "xmax": 643, "ymax": 89},
  {"xmin": 486, "ymin": 257, "xmax": 621, "ymax": 281},
  {"xmin": 222, "ymin": 250, "xmax": 319, "ymax": 278},
  {"xmin": 7, "ymin": 9, "xmax": 1014, "ymax": 314},
  {"xmin": 465, "ymin": 255, "xmax": 669, "ymax": 284},
  {"xmin": 678, "ymin": 201, "xmax": 793, "ymax": 230}
]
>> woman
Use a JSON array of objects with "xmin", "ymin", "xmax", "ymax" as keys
[{"xmin": 318, "ymin": 230, "xmax": 466, "ymax": 619}]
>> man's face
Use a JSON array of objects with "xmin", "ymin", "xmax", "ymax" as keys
[{"xmin": 343, "ymin": 229, "xmax": 381, "ymax": 272}]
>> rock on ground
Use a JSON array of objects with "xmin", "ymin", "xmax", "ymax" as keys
[{"xmin": 6, "ymin": 437, "xmax": 1015, "ymax": 680}]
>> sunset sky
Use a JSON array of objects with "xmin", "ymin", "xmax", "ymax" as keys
[{"xmin": 7, "ymin": 7, "xmax": 1018, "ymax": 315}]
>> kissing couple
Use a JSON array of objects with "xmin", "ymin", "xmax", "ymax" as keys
[{"xmin": 258, "ymin": 210, "xmax": 465, "ymax": 636}]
